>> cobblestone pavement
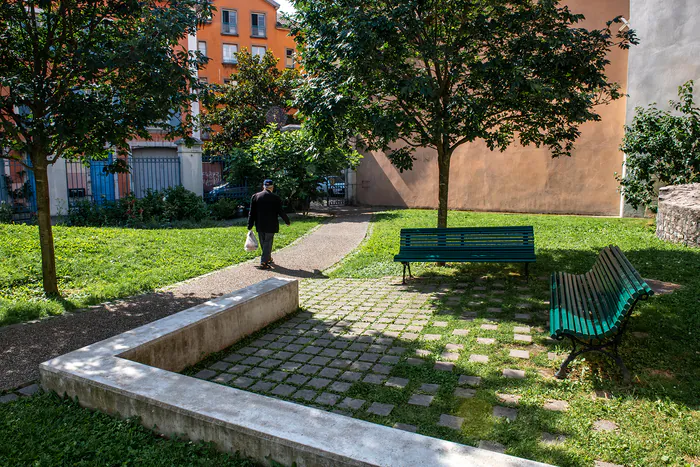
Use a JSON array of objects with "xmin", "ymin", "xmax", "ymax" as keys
[{"xmin": 185, "ymin": 275, "xmax": 581, "ymax": 455}]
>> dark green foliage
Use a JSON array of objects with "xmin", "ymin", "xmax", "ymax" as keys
[
  {"xmin": 163, "ymin": 185, "xmax": 209, "ymax": 222},
  {"xmin": 201, "ymin": 50, "xmax": 301, "ymax": 154},
  {"xmin": 0, "ymin": 202, "xmax": 13, "ymax": 224},
  {"xmin": 292, "ymin": 0, "xmax": 637, "ymax": 227},
  {"xmin": 0, "ymin": 393, "xmax": 259, "ymax": 467},
  {"xmin": 225, "ymin": 125, "xmax": 360, "ymax": 211},
  {"xmin": 65, "ymin": 187, "xmax": 208, "ymax": 227},
  {"xmin": 209, "ymin": 198, "xmax": 242, "ymax": 220},
  {"xmin": 618, "ymin": 80, "xmax": 700, "ymax": 209}
]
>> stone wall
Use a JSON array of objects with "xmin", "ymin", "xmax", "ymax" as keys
[{"xmin": 656, "ymin": 184, "xmax": 700, "ymax": 247}]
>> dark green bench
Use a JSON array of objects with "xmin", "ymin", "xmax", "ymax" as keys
[
  {"xmin": 550, "ymin": 246, "xmax": 654, "ymax": 381},
  {"xmin": 393, "ymin": 226, "xmax": 536, "ymax": 283}
]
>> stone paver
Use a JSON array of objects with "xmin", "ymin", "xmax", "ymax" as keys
[
  {"xmin": 514, "ymin": 326, "xmax": 531, "ymax": 334},
  {"xmin": 434, "ymin": 362, "xmax": 454, "ymax": 372},
  {"xmin": 469, "ymin": 354, "xmax": 489, "ymax": 363},
  {"xmin": 385, "ymin": 377, "xmax": 409, "ymax": 389},
  {"xmin": 408, "ymin": 394, "xmax": 434, "ymax": 407},
  {"xmin": 367, "ymin": 402, "xmax": 394, "ymax": 416},
  {"xmin": 419, "ymin": 383, "xmax": 440, "ymax": 394},
  {"xmin": 17, "ymin": 384, "xmax": 41, "ymax": 397},
  {"xmin": 478, "ymin": 441, "xmax": 506, "ymax": 453},
  {"xmin": 458, "ymin": 375, "xmax": 482, "ymax": 387},
  {"xmin": 271, "ymin": 384, "xmax": 296, "ymax": 396},
  {"xmin": 493, "ymin": 406, "xmax": 518, "ymax": 421},
  {"xmin": 452, "ymin": 329, "xmax": 469, "ymax": 336},
  {"xmin": 0, "ymin": 393, "xmax": 19, "ymax": 404},
  {"xmin": 496, "ymin": 393, "xmax": 521, "ymax": 405},
  {"xmin": 502, "ymin": 369, "xmax": 526, "ymax": 379},
  {"xmin": 543, "ymin": 399, "xmax": 569, "ymax": 412},
  {"xmin": 339, "ymin": 397, "xmax": 365, "ymax": 410},
  {"xmin": 476, "ymin": 338, "xmax": 495, "ymax": 345},
  {"xmin": 315, "ymin": 392, "xmax": 340, "ymax": 406},
  {"xmin": 480, "ymin": 324, "xmax": 498, "ymax": 331},
  {"xmin": 393, "ymin": 423, "xmax": 417, "ymax": 433},
  {"xmin": 194, "ymin": 369, "xmax": 217, "ymax": 380},
  {"xmin": 454, "ymin": 388, "xmax": 476, "ymax": 398},
  {"xmin": 593, "ymin": 420, "xmax": 619, "ymax": 432},
  {"xmin": 514, "ymin": 334, "xmax": 532, "ymax": 343},
  {"xmin": 438, "ymin": 414, "xmax": 464, "ymax": 430},
  {"xmin": 594, "ymin": 461, "xmax": 624, "ymax": 467},
  {"xmin": 541, "ymin": 432, "xmax": 567, "ymax": 445},
  {"xmin": 509, "ymin": 349, "xmax": 530, "ymax": 359}
]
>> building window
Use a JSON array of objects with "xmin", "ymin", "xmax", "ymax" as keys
[
  {"xmin": 221, "ymin": 9, "xmax": 237, "ymax": 35},
  {"xmin": 251, "ymin": 13, "xmax": 266, "ymax": 37},
  {"xmin": 222, "ymin": 44, "xmax": 238, "ymax": 64},
  {"xmin": 197, "ymin": 40, "xmax": 207, "ymax": 57},
  {"xmin": 252, "ymin": 45, "xmax": 266, "ymax": 61},
  {"xmin": 198, "ymin": 77, "xmax": 208, "ymax": 84},
  {"xmin": 285, "ymin": 48, "xmax": 295, "ymax": 68},
  {"xmin": 224, "ymin": 78, "xmax": 238, "ymax": 86}
]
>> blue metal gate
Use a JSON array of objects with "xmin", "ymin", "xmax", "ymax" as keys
[{"xmin": 88, "ymin": 154, "xmax": 116, "ymax": 204}]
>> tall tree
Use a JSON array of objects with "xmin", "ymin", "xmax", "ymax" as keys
[
  {"xmin": 293, "ymin": 0, "xmax": 636, "ymax": 228},
  {"xmin": 0, "ymin": 0, "xmax": 210, "ymax": 296},
  {"xmin": 201, "ymin": 50, "xmax": 301, "ymax": 156}
]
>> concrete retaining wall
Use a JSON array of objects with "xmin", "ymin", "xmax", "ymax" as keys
[
  {"xmin": 656, "ymin": 184, "xmax": 700, "ymax": 247},
  {"xmin": 40, "ymin": 278, "xmax": 550, "ymax": 467}
]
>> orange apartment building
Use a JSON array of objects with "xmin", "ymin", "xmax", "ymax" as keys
[{"xmin": 52, "ymin": 0, "xmax": 298, "ymax": 212}]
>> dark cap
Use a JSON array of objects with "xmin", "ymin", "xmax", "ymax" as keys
[{"xmin": 263, "ymin": 179, "xmax": 274, "ymax": 186}]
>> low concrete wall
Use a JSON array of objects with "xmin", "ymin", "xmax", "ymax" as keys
[
  {"xmin": 40, "ymin": 278, "xmax": 550, "ymax": 467},
  {"xmin": 120, "ymin": 280, "xmax": 298, "ymax": 372}
]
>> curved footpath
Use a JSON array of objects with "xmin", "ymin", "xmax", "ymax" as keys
[{"xmin": 0, "ymin": 208, "xmax": 371, "ymax": 391}]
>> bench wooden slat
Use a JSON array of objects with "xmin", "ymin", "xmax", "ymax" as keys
[
  {"xmin": 394, "ymin": 226, "xmax": 536, "ymax": 283},
  {"xmin": 549, "ymin": 246, "xmax": 654, "ymax": 380}
]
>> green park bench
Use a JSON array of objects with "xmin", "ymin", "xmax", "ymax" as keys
[
  {"xmin": 550, "ymin": 245, "xmax": 654, "ymax": 381},
  {"xmin": 393, "ymin": 226, "xmax": 536, "ymax": 284}
]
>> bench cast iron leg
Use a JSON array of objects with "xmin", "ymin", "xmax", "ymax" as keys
[
  {"xmin": 401, "ymin": 262, "xmax": 413, "ymax": 284},
  {"xmin": 555, "ymin": 339, "xmax": 578, "ymax": 379},
  {"xmin": 556, "ymin": 335, "xmax": 631, "ymax": 382}
]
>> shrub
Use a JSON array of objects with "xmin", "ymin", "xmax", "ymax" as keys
[
  {"xmin": 619, "ymin": 80, "xmax": 700, "ymax": 209},
  {"xmin": 163, "ymin": 185, "xmax": 208, "ymax": 222},
  {"xmin": 209, "ymin": 198, "xmax": 240, "ymax": 220},
  {"xmin": 66, "ymin": 199, "xmax": 105, "ymax": 226},
  {"xmin": 0, "ymin": 202, "xmax": 13, "ymax": 224}
]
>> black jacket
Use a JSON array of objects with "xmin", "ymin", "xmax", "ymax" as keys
[{"xmin": 247, "ymin": 189, "xmax": 290, "ymax": 233}]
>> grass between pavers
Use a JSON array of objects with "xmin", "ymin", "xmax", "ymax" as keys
[
  {"xmin": 0, "ymin": 217, "xmax": 321, "ymax": 326},
  {"xmin": 0, "ymin": 392, "xmax": 260, "ymax": 467},
  {"xmin": 179, "ymin": 208, "xmax": 699, "ymax": 467}
]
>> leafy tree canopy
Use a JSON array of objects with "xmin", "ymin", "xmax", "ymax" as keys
[
  {"xmin": 292, "ymin": 0, "xmax": 636, "ymax": 227},
  {"xmin": 225, "ymin": 124, "xmax": 361, "ymax": 212},
  {"xmin": 619, "ymin": 80, "xmax": 700, "ymax": 209},
  {"xmin": 201, "ymin": 50, "xmax": 301, "ymax": 156}
]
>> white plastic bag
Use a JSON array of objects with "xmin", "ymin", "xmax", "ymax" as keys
[{"xmin": 245, "ymin": 230, "xmax": 259, "ymax": 252}]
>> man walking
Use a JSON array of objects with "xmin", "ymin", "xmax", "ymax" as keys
[{"xmin": 248, "ymin": 179, "xmax": 290, "ymax": 269}]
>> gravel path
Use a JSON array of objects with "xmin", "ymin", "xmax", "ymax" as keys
[{"xmin": 0, "ymin": 208, "xmax": 371, "ymax": 391}]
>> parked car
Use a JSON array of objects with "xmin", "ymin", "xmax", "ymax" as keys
[{"xmin": 205, "ymin": 182, "xmax": 248, "ymax": 203}]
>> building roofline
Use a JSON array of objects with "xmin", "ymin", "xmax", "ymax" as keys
[{"xmin": 264, "ymin": 0, "xmax": 281, "ymax": 9}]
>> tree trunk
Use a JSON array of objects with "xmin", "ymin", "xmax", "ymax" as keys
[
  {"xmin": 437, "ymin": 148, "xmax": 451, "ymax": 228},
  {"xmin": 33, "ymin": 160, "xmax": 60, "ymax": 296},
  {"xmin": 436, "ymin": 147, "xmax": 452, "ymax": 267}
]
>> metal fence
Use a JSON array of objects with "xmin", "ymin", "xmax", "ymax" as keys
[
  {"xmin": 0, "ymin": 158, "xmax": 37, "ymax": 221},
  {"xmin": 66, "ymin": 155, "xmax": 181, "ymax": 205}
]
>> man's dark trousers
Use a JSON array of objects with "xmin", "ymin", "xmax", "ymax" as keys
[{"xmin": 258, "ymin": 232, "xmax": 274, "ymax": 264}]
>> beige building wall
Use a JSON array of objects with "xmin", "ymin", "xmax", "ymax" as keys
[{"xmin": 356, "ymin": 0, "xmax": 630, "ymax": 216}]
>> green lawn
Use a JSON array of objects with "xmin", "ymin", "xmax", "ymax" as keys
[
  {"xmin": 0, "ymin": 217, "xmax": 321, "ymax": 326},
  {"xmin": 0, "ymin": 393, "xmax": 259, "ymax": 467}
]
